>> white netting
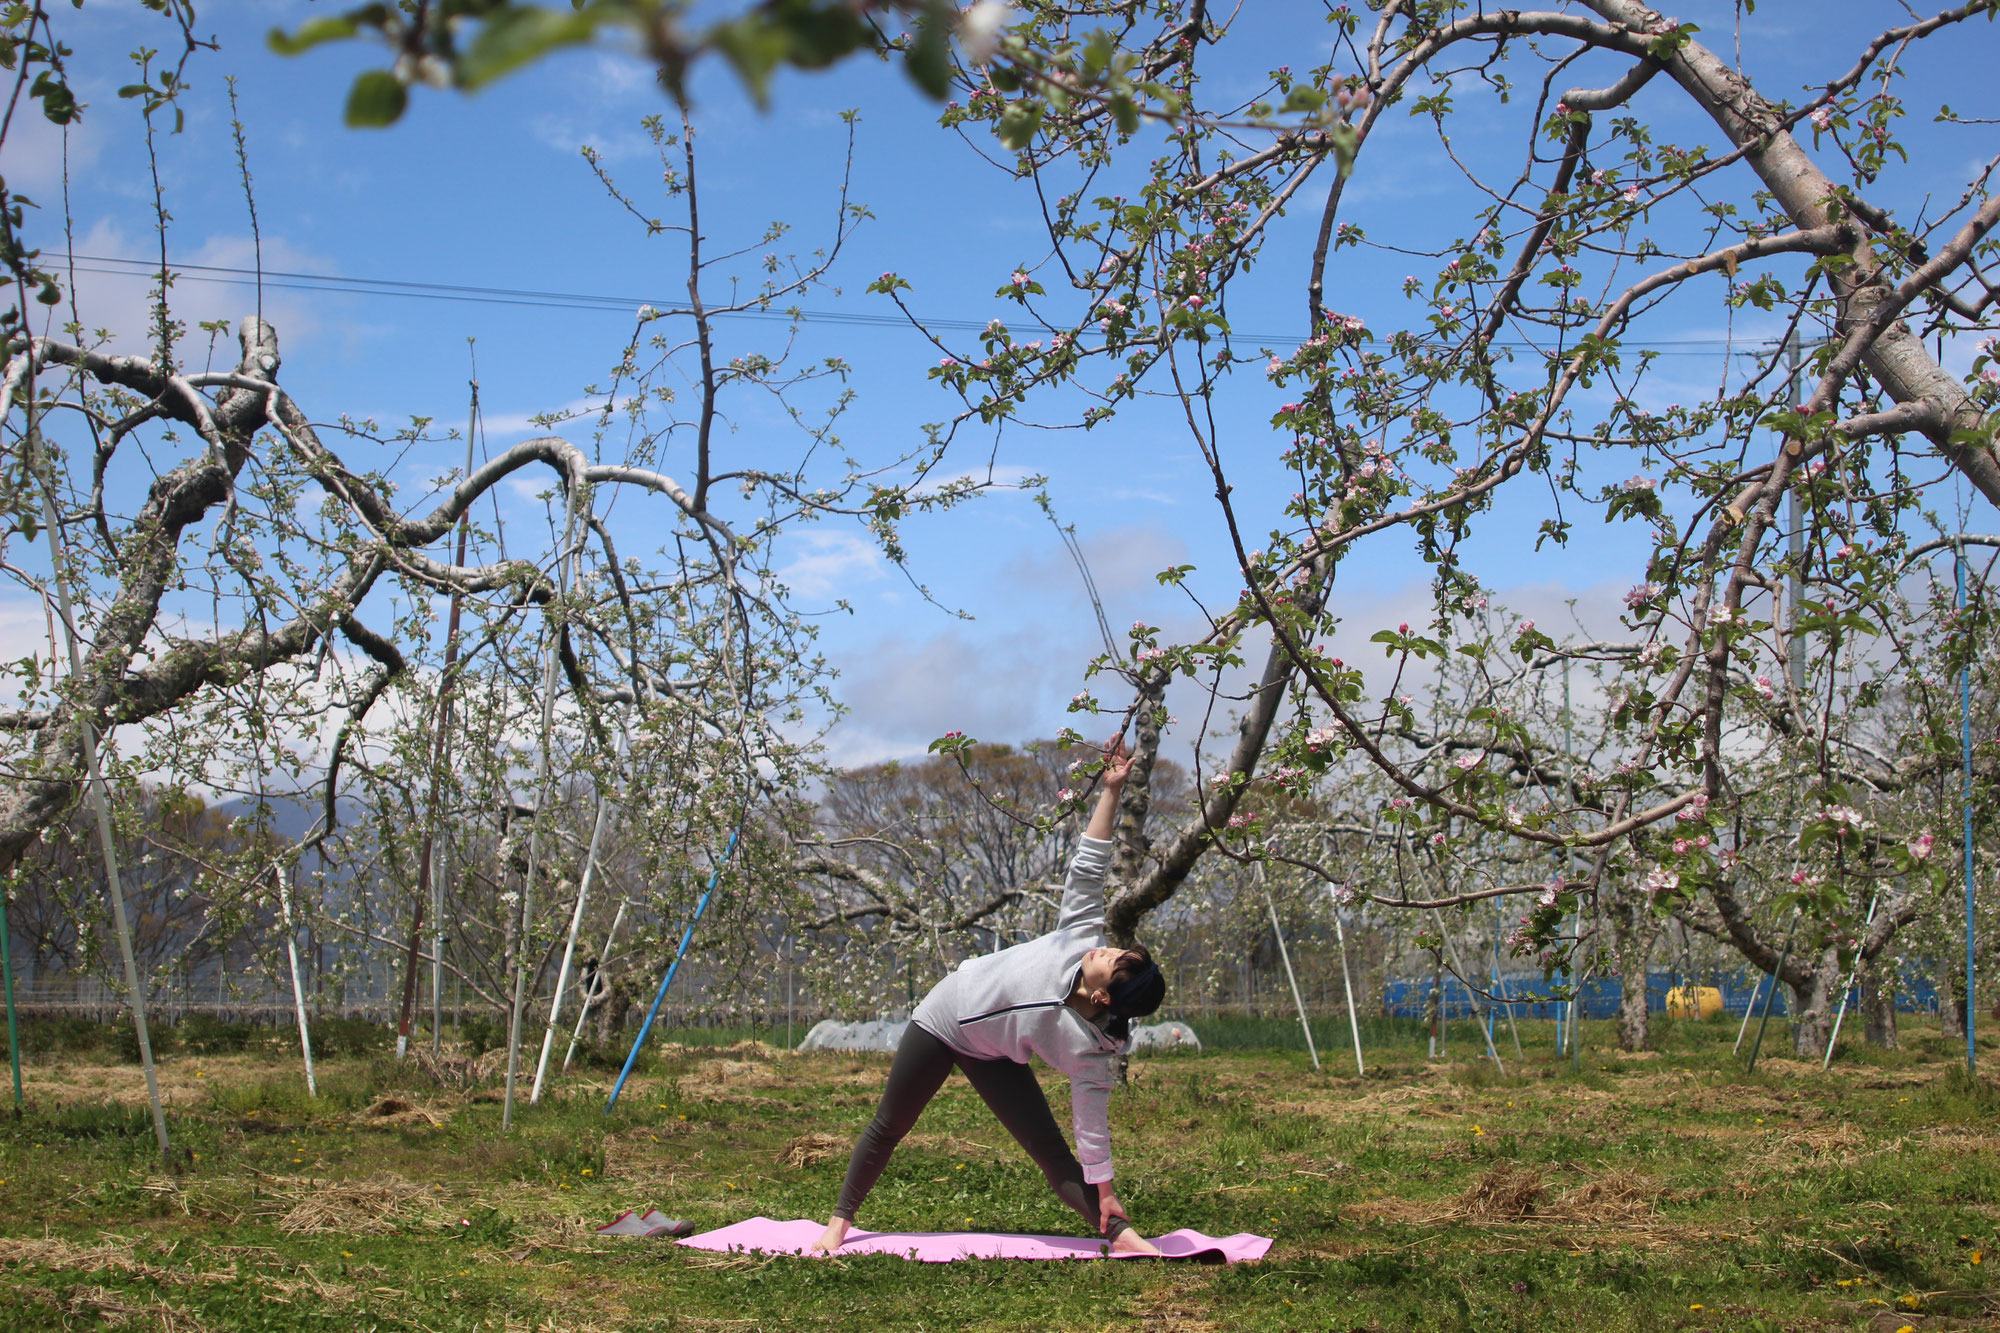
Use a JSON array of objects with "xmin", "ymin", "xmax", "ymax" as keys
[
  {"xmin": 1129, "ymin": 1021, "xmax": 1201, "ymax": 1053},
  {"xmin": 795, "ymin": 1019, "xmax": 908, "ymax": 1053}
]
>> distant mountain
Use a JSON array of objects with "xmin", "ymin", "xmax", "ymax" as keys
[{"xmin": 216, "ymin": 790, "xmax": 360, "ymax": 839}]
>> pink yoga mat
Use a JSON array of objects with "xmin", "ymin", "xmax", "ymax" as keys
[{"xmin": 678, "ymin": 1217, "xmax": 1271, "ymax": 1264}]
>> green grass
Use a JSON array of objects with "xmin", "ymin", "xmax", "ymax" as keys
[{"xmin": 0, "ymin": 1016, "xmax": 1994, "ymax": 1330}]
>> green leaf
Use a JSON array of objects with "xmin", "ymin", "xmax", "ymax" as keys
[
  {"xmin": 767, "ymin": 2, "xmax": 875, "ymax": 72},
  {"xmin": 1109, "ymin": 91, "xmax": 1138, "ymax": 134},
  {"xmin": 1327, "ymin": 122, "xmax": 1360, "ymax": 177},
  {"xmin": 459, "ymin": 5, "xmax": 602, "ymax": 90},
  {"xmin": 709, "ymin": 15, "xmax": 789, "ymax": 107},
  {"xmin": 35, "ymin": 77, "xmax": 75, "ymax": 124},
  {"xmin": 344, "ymin": 70, "xmax": 407, "ymax": 127},
  {"xmin": 1083, "ymin": 29, "xmax": 1115, "ymax": 76},
  {"xmin": 905, "ymin": 0, "xmax": 953, "ymax": 98},
  {"xmin": 267, "ymin": 10, "xmax": 371, "ymax": 56},
  {"xmin": 996, "ymin": 99, "xmax": 1043, "ymax": 149}
]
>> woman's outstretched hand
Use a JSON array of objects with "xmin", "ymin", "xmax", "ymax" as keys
[
  {"xmin": 1101, "ymin": 735, "xmax": 1134, "ymax": 789},
  {"xmin": 1086, "ymin": 736, "xmax": 1132, "ymax": 840}
]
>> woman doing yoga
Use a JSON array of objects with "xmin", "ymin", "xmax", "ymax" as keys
[{"xmin": 810, "ymin": 737, "xmax": 1166, "ymax": 1255}]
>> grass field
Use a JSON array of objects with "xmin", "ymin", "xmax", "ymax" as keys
[{"xmin": 0, "ymin": 1013, "xmax": 1995, "ymax": 1331}]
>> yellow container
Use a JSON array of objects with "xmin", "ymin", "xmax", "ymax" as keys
[{"xmin": 1665, "ymin": 985, "xmax": 1723, "ymax": 1020}]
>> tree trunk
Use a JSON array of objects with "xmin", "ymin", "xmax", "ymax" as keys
[
  {"xmin": 1862, "ymin": 963, "xmax": 1898, "ymax": 1050},
  {"xmin": 1788, "ymin": 945, "xmax": 1839, "ymax": 1058},
  {"xmin": 1616, "ymin": 953, "xmax": 1650, "ymax": 1052},
  {"xmin": 1938, "ymin": 968, "xmax": 1966, "ymax": 1039},
  {"xmin": 1605, "ymin": 891, "xmax": 1652, "ymax": 1052},
  {"xmin": 593, "ymin": 979, "xmax": 633, "ymax": 1043}
]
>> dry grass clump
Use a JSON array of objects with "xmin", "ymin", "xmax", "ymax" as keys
[
  {"xmin": 409, "ymin": 1048, "xmax": 504, "ymax": 1090},
  {"xmin": 1454, "ymin": 1164, "xmax": 1547, "ymax": 1221},
  {"xmin": 256, "ymin": 1268, "xmax": 364, "ymax": 1306},
  {"xmin": 1130, "ymin": 1274, "xmax": 1226, "ymax": 1332},
  {"xmin": 269, "ymin": 1175, "xmax": 441, "ymax": 1236},
  {"xmin": 1781, "ymin": 1121, "xmax": 1865, "ymax": 1159},
  {"xmin": 0, "ymin": 1234, "xmax": 239, "ymax": 1285},
  {"xmin": 356, "ymin": 1097, "xmax": 448, "ymax": 1128},
  {"xmin": 677, "ymin": 1059, "xmax": 782, "ymax": 1098},
  {"xmin": 778, "ymin": 1132, "xmax": 848, "ymax": 1168},
  {"xmin": 658, "ymin": 1040, "xmax": 780, "ymax": 1061},
  {"xmin": 1554, "ymin": 1169, "xmax": 1668, "ymax": 1223},
  {"xmin": 905, "ymin": 1131, "xmax": 1004, "ymax": 1159},
  {"xmin": 61, "ymin": 1285, "xmax": 205, "ymax": 1331},
  {"xmin": 511, "ymin": 1213, "xmax": 605, "ymax": 1255},
  {"xmin": 1349, "ymin": 1164, "xmax": 1667, "ymax": 1229}
]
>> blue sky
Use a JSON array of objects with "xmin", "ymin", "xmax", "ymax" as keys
[{"xmin": 12, "ymin": 0, "xmax": 1995, "ymax": 771}]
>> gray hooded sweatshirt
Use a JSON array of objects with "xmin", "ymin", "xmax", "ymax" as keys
[{"xmin": 911, "ymin": 835, "xmax": 1123, "ymax": 1184}]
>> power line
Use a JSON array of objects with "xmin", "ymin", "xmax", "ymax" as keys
[{"xmin": 68, "ymin": 253, "xmax": 1773, "ymax": 354}]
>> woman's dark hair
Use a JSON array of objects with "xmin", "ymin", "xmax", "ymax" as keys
[{"xmin": 1103, "ymin": 944, "xmax": 1165, "ymax": 1042}]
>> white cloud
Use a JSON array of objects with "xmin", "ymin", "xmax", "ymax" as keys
[
  {"xmin": 52, "ymin": 220, "xmax": 338, "ymax": 360},
  {"xmin": 774, "ymin": 530, "xmax": 886, "ymax": 601},
  {"xmin": 2, "ymin": 103, "xmax": 102, "ymax": 196},
  {"xmin": 527, "ymin": 54, "xmax": 667, "ymax": 162},
  {"xmin": 911, "ymin": 462, "xmax": 1043, "ymax": 499},
  {"xmin": 822, "ymin": 628, "xmax": 1068, "ymax": 767},
  {"xmin": 1007, "ymin": 521, "xmax": 1190, "ymax": 603},
  {"xmin": 475, "ymin": 395, "xmax": 610, "ymax": 439},
  {"xmin": 0, "ymin": 597, "xmax": 57, "ymax": 710}
]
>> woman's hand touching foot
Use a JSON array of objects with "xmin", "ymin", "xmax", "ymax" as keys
[{"xmin": 1109, "ymin": 1228, "xmax": 1162, "ymax": 1256}]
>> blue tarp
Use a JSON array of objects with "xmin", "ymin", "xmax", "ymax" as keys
[{"xmin": 1382, "ymin": 969, "xmax": 1942, "ymax": 1021}]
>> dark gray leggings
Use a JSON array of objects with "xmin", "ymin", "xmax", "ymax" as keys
[{"xmin": 833, "ymin": 1023, "xmax": 1126, "ymax": 1238}]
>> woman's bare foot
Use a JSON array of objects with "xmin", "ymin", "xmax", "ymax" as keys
[
  {"xmin": 1109, "ymin": 1228, "xmax": 1162, "ymax": 1256},
  {"xmin": 808, "ymin": 1217, "xmax": 850, "ymax": 1254}
]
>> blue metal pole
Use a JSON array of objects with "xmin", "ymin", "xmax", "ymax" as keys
[
  {"xmin": 1961, "ymin": 551, "xmax": 1977, "ymax": 1075},
  {"xmin": 606, "ymin": 827, "xmax": 741, "ymax": 1114},
  {"xmin": 0, "ymin": 887, "xmax": 18, "ymax": 1107}
]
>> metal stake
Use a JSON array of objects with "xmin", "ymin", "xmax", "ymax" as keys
[
  {"xmin": 31, "ymin": 431, "xmax": 169, "ymax": 1160},
  {"xmin": 1745, "ymin": 910, "xmax": 1799, "ymax": 1074},
  {"xmin": 1960, "ymin": 546, "xmax": 1978, "ymax": 1075},
  {"xmin": 563, "ymin": 900, "xmax": 629, "ymax": 1075},
  {"xmin": 277, "ymin": 867, "xmax": 317, "ymax": 1096},
  {"xmin": 1330, "ymin": 896, "xmax": 1366, "ymax": 1076},
  {"xmin": 1260, "ymin": 869, "xmax": 1319, "ymax": 1070},
  {"xmin": 606, "ymin": 826, "xmax": 741, "ymax": 1114},
  {"xmin": 503, "ymin": 479, "xmax": 585, "ymax": 1129},
  {"xmin": 1822, "ymin": 893, "xmax": 1879, "ymax": 1069},
  {"xmin": 531, "ymin": 792, "xmax": 615, "ymax": 1102},
  {"xmin": 0, "ymin": 877, "xmax": 20, "ymax": 1107}
]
